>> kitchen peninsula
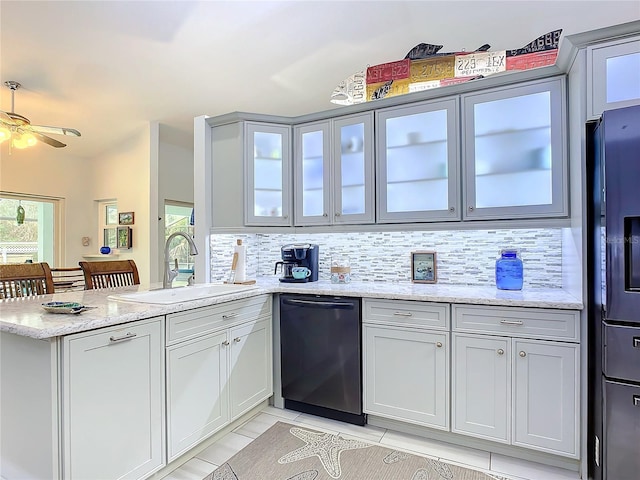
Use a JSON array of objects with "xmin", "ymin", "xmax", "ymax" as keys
[{"xmin": 1, "ymin": 280, "xmax": 581, "ymax": 480}]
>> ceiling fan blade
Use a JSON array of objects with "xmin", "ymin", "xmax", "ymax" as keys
[
  {"xmin": 30, "ymin": 124, "xmax": 81, "ymax": 137},
  {"xmin": 0, "ymin": 110, "xmax": 15, "ymax": 124},
  {"xmin": 30, "ymin": 131, "xmax": 67, "ymax": 148}
]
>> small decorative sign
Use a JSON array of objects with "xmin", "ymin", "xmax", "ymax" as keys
[
  {"xmin": 118, "ymin": 212, "xmax": 134, "ymax": 225},
  {"xmin": 411, "ymin": 251, "xmax": 437, "ymax": 284}
]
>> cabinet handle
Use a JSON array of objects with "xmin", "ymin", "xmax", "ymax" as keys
[
  {"xmin": 497, "ymin": 349, "xmax": 504, "ymax": 355},
  {"xmin": 393, "ymin": 312, "xmax": 413, "ymax": 317},
  {"xmin": 500, "ymin": 319, "xmax": 524, "ymax": 326},
  {"xmin": 222, "ymin": 313, "xmax": 239, "ymax": 320},
  {"xmin": 634, "ymin": 395, "xmax": 640, "ymax": 407},
  {"xmin": 436, "ymin": 342, "xmax": 443, "ymax": 348},
  {"xmin": 234, "ymin": 337, "xmax": 241, "ymax": 343},
  {"xmin": 633, "ymin": 337, "xmax": 640, "ymax": 348},
  {"xmin": 109, "ymin": 332, "xmax": 136, "ymax": 343},
  {"xmin": 519, "ymin": 351, "xmax": 527, "ymax": 357},
  {"xmin": 222, "ymin": 340, "xmax": 230, "ymax": 346},
  {"xmin": 323, "ymin": 213, "xmax": 328, "ymax": 217}
]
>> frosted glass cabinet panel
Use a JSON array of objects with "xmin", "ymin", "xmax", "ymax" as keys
[
  {"xmin": 294, "ymin": 113, "xmax": 374, "ymax": 225},
  {"xmin": 588, "ymin": 37, "xmax": 640, "ymax": 118},
  {"xmin": 462, "ymin": 77, "xmax": 567, "ymax": 220},
  {"xmin": 245, "ymin": 122, "xmax": 291, "ymax": 226},
  {"xmin": 376, "ymin": 98, "xmax": 460, "ymax": 223}
]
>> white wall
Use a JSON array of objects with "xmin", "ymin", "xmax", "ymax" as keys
[
  {"xmin": 90, "ymin": 125, "xmax": 152, "ymax": 285},
  {"xmin": 0, "ymin": 145, "xmax": 94, "ymax": 267}
]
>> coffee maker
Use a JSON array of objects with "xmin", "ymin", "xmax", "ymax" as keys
[{"xmin": 274, "ymin": 244, "xmax": 319, "ymax": 283}]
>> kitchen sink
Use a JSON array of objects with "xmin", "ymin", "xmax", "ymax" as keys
[{"xmin": 109, "ymin": 283, "xmax": 259, "ymax": 305}]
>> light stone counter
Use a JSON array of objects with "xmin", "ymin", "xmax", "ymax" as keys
[{"xmin": 0, "ymin": 279, "xmax": 582, "ymax": 340}]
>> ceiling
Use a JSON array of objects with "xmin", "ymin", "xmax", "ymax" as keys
[{"xmin": 1, "ymin": 1, "xmax": 638, "ymax": 159}]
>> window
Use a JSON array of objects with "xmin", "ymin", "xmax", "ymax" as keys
[
  {"xmin": 165, "ymin": 202, "xmax": 194, "ymax": 286},
  {"xmin": 98, "ymin": 200, "xmax": 118, "ymax": 248},
  {"xmin": 0, "ymin": 194, "xmax": 57, "ymax": 265}
]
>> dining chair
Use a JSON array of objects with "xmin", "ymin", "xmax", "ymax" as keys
[
  {"xmin": 79, "ymin": 260, "xmax": 140, "ymax": 290},
  {"xmin": 0, "ymin": 262, "xmax": 55, "ymax": 299},
  {"xmin": 51, "ymin": 267, "xmax": 86, "ymax": 292}
]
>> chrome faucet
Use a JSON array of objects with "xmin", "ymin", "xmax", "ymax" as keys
[{"xmin": 164, "ymin": 232, "xmax": 198, "ymax": 289}]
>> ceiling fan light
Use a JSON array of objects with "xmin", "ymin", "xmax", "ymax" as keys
[
  {"xmin": 0, "ymin": 126, "xmax": 10, "ymax": 144},
  {"xmin": 12, "ymin": 132, "xmax": 37, "ymax": 149}
]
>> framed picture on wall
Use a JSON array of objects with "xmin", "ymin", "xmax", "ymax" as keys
[
  {"xmin": 117, "ymin": 227, "xmax": 132, "ymax": 249},
  {"xmin": 118, "ymin": 212, "xmax": 134, "ymax": 225},
  {"xmin": 411, "ymin": 251, "xmax": 437, "ymax": 283}
]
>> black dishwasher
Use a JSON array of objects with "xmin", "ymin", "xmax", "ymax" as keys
[{"xmin": 280, "ymin": 294, "xmax": 365, "ymax": 425}]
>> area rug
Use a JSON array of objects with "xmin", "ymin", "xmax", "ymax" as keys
[{"xmin": 204, "ymin": 421, "xmax": 512, "ymax": 480}]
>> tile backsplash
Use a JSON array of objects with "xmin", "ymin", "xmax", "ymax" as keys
[{"xmin": 210, "ymin": 228, "xmax": 562, "ymax": 288}]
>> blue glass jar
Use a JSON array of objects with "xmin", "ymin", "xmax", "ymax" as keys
[{"xmin": 495, "ymin": 249, "xmax": 523, "ymax": 290}]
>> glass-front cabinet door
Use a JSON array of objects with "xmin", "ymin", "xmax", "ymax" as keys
[
  {"xmin": 244, "ymin": 122, "xmax": 291, "ymax": 226},
  {"xmin": 376, "ymin": 98, "xmax": 460, "ymax": 223},
  {"xmin": 462, "ymin": 77, "xmax": 567, "ymax": 220},
  {"xmin": 588, "ymin": 36, "xmax": 640, "ymax": 119},
  {"xmin": 294, "ymin": 113, "xmax": 373, "ymax": 225}
]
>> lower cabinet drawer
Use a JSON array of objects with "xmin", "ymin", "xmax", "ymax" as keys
[
  {"xmin": 363, "ymin": 298, "xmax": 449, "ymax": 330},
  {"xmin": 166, "ymin": 295, "xmax": 271, "ymax": 345},
  {"xmin": 452, "ymin": 304, "xmax": 579, "ymax": 341}
]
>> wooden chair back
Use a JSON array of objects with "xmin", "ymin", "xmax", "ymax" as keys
[
  {"xmin": 79, "ymin": 260, "xmax": 140, "ymax": 290},
  {"xmin": 51, "ymin": 267, "xmax": 85, "ymax": 292},
  {"xmin": 0, "ymin": 262, "xmax": 55, "ymax": 299}
]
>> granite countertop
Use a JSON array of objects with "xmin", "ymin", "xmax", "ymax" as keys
[{"xmin": 0, "ymin": 278, "xmax": 582, "ymax": 340}]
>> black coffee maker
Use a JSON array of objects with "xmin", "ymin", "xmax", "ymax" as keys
[{"xmin": 274, "ymin": 244, "xmax": 319, "ymax": 283}]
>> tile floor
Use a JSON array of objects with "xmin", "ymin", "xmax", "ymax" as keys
[{"xmin": 161, "ymin": 406, "xmax": 582, "ymax": 480}]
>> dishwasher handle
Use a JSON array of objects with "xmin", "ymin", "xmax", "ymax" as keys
[{"xmin": 282, "ymin": 298, "xmax": 356, "ymax": 309}]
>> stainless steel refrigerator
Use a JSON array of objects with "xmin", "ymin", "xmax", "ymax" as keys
[{"xmin": 587, "ymin": 104, "xmax": 640, "ymax": 480}]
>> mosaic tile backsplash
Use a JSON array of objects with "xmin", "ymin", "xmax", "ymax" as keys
[{"xmin": 210, "ymin": 228, "xmax": 563, "ymax": 288}]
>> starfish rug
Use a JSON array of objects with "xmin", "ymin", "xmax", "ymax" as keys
[{"xmin": 204, "ymin": 421, "xmax": 513, "ymax": 480}]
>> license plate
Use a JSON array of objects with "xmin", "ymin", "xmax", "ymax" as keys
[
  {"xmin": 410, "ymin": 56, "xmax": 455, "ymax": 82},
  {"xmin": 507, "ymin": 51, "xmax": 558, "ymax": 71},
  {"xmin": 367, "ymin": 59, "xmax": 410, "ymax": 83},
  {"xmin": 455, "ymin": 50, "xmax": 506, "ymax": 77}
]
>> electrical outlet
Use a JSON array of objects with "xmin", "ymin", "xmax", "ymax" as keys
[{"xmin": 595, "ymin": 435, "xmax": 600, "ymax": 467}]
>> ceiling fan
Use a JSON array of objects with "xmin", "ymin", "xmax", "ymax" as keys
[{"xmin": 0, "ymin": 80, "xmax": 81, "ymax": 149}]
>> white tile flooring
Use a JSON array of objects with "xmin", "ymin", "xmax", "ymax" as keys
[{"xmin": 161, "ymin": 406, "xmax": 582, "ymax": 480}]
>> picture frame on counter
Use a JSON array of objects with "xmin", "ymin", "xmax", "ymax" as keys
[
  {"xmin": 118, "ymin": 211, "xmax": 135, "ymax": 225},
  {"xmin": 117, "ymin": 226, "xmax": 132, "ymax": 249},
  {"xmin": 411, "ymin": 251, "xmax": 437, "ymax": 283}
]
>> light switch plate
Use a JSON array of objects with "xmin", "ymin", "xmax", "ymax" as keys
[{"xmin": 82, "ymin": 236, "xmax": 90, "ymax": 246}]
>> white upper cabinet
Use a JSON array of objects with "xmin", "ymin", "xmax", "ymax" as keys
[
  {"xmin": 245, "ymin": 122, "xmax": 292, "ymax": 226},
  {"xmin": 294, "ymin": 113, "xmax": 374, "ymax": 225},
  {"xmin": 588, "ymin": 36, "xmax": 640, "ymax": 119},
  {"xmin": 462, "ymin": 77, "xmax": 567, "ymax": 220},
  {"xmin": 376, "ymin": 98, "xmax": 460, "ymax": 223}
]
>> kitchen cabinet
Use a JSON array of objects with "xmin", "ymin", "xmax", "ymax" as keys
[
  {"xmin": 452, "ymin": 305, "xmax": 580, "ymax": 458},
  {"xmin": 587, "ymin": 35, "xmax": 640, "ymax": 119},
  {"xmin": 62, "ymin": 317, "xmax": 165, "ymax": 480},
  {"xmin": 166, "ymin": 296, "xmax": 272, "ymax": 461},
  {"xmin": 461, "ymin": 77, "xmax": 567, "ymax": 220},
  {"xmin": 294, "ymin": 112, "xmax": 374, "ymax": 225},
  {"xmin": 363, "ymin": 299, "xmax": 450, "ymax": 430},
  {"xmin": 376, "ymin": 98, "xmax": 460, "ymax": 223},
  {"xmin": 245, "ymin": 122, "xmax": 292, "ymax": 226}
]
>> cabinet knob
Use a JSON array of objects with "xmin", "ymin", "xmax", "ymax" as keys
[
  {"xmin": 497, "ymin": 349, "xmax": 504, "ymax": 355},
  {"xmin": 222, "ymin": 340, "xmax": 230, "ymax": 346},
  {"xmin": 449, "ymin": 207, "xmax": 455, "ymax": 212},
  {"xmin": 283, "ymin": 215, "xmax": 288, "ymax": 219},
  {"xmin": 234, "ymin": 337, "xmax": 241, "ymax": 343},
  {"xmin": 436, "ymin": 342, "xmax": 443, "ymax": 348},
  {"xmin": 519, "ymin": 351, "xmax": 526, "ymax": 357},
  {"xmin": 468, "ymin": 206, "xmax": 474, "ymax": 211},
  {"xmin": 335, "ymin": 212, "xmax": 341, "ymax": 217},
  {"xmin": 323, "ymin": 213, "xmax": 328, "ymax": 217}
]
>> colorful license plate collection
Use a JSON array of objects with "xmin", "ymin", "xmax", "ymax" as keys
[{"xmin": 330, "ymin": 30, "xmax": 562, "ymax": 106}]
